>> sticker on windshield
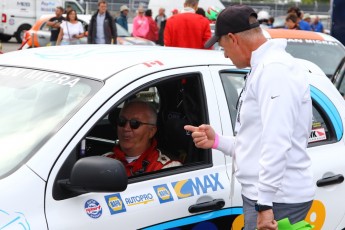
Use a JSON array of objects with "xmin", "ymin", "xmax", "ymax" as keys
[
  {"xmin": 308, "ymin": 128, "xmax": 327, "ymax": 143},
  {"xmin": 0, "ymin": 67, "xmax": 80, "ymax": 88},
  {"xmin": 85, "ymin": 199, "xmax": 102, "ymax": 219}
]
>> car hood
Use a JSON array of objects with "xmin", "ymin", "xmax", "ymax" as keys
[{"xmin": 118, "ymin": 37, "xmax": 155, "ymax": 46}]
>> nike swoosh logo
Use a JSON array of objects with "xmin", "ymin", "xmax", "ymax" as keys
[{"xmin": 271, "ymin": 95, "xmax": 280, "ymax": 99}]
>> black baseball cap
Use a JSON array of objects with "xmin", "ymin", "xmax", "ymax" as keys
[{"xmin": 205, "ymin": 5, "xmax": 260, "ymax": 48}]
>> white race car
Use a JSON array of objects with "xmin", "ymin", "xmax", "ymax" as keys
[{"xmin": 0, "ymin": 45, "xmax": 344, "ymax": 229}]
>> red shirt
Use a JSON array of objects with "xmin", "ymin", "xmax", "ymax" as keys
[
  {"xmin": 145, "ymin": 16, "xmax": 158, "ymax": 42},
  {"xmin": 164, "ymin": 12, "xmax": 212, "ymax": 49},
  {"xmin": 107, "ymin": 139, "xmax": 181, "ymax": 176}
]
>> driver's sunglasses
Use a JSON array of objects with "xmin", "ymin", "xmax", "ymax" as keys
[{"xmin": 117, "ymin": 117, "xmax": 156, "ymax": 129}]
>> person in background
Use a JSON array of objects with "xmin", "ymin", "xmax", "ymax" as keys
[
  {"xmin": 132, "ymin": 7, "xmax": 149, "ymax": 38},
  {"xmin": 65, "ymin": 5, "xmax": 73, "ymax": 14},
  {"xmin": 56, "ymin": 10, "xmax": 84, "ymax": 45},
  {"xmin": 144, "ymin": 9, "xmax": 158, "ymax": 43},
  {"xmin": 267, "ymin": 16, "xmax": 275, "ymax": 28},
  {"xmin": 116, "ymin": 5, "xmax": 129, "ymax": 31},
  {"xmin": 303, "ymin": 13, "xmax": 312, "ymax": 26},
  {"xmin": 155, "ymin": 7, "xmax": 167, "ymax": 46},
  {"xmin": 187, "ymin": 5, "xmax": 314, "ymax": 230},
  {"xmin": 46, "ymin": 6, "xmax": 65, "ymax": 46},
  {"xmin": 105, "ymin": 99, "xmax": 182, "ymax": 177},
  {"xmin": 171, "ymin": 8, "xmax": 179, "ymax": 16},
  {"xmin": 285, "ymin": 13, "xmax": 300, "ymax": 30},
  {"xmin": 287, "ymin": 6, "xmax": 311, "ymax": 31},
  {"xmin": 164, "ymin": 0, "xmax": 211, "ymax": 49},
  {"xmin": 311, "ymin": 16, "xmax": 324, "ymax": 33},
  {"xmin": 88, "ymin": 0, "xmax": 117, "ymax": 44},
  {"xmin": 196, "ymin": 7, "xmax": 206, "ymax": 17}
]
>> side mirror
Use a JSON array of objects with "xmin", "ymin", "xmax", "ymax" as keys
[{"xmin": 59, "ymin": 156, "xmax": 127, "ymax": 194}]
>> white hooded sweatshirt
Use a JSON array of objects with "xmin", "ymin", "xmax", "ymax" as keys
[{"xmin": 217, "ymin": 39, "xmax": 315, "ymax": 206}]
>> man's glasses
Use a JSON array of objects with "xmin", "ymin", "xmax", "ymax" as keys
[{"xmin": 117, "ymin": 117, "xmax": 156, "ymax": 129}]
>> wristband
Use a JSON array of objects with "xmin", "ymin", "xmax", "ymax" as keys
[{"xmin": 212, "ymin": 133, "xmax": 219, "ymax": 149}]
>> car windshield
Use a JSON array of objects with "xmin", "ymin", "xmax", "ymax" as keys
[
  {"xmin": 0, "ymin": 67, "xmax": 102, "ymax": 178},
  {"xmin": 286, "ymin": 39, "xmax": 345, "ymax": 77}
]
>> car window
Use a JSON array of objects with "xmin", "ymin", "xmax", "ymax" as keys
[
  {"xmin": 0, "ymin": 67, "xmax": 102, "ymax": 178},
  {"xmin": 286, "ymin": 40, "xmax": 345, "ymax": 78},
  {"xmin": 220, "ymin": 71, "xmax": 337, "ymax": 146},
  {"xmin": 53, "ymin": 73, "xmax": 210, "ymax": 199},
  {"xmin": 116, "ymin": 23, "xmax": 131, "ymax": 37},
  {"xmin": 40, "ymin": 22, "xmax": 50, "ymax": 32}
]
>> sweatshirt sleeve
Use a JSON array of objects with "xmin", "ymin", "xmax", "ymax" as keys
[
  {"xmin": 164, "ymin": 19, "xmax": 171, "ymax": 46},
  {"xmin": 216, "ymin": 135, "xmax": 235, "ymax": 157}
]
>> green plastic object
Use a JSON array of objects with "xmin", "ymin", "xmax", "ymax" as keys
[
  {"xmin": 205, "ymin": 6, "xmax": 220, "ymax": 21},
  {"xmin": 277, "ymin": 218, "xmax": 314, "ymax": 230}
]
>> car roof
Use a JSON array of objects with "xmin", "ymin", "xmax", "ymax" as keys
[
  {"xmin": 0, "ymin": 45, "xmax": 231, "ymax": 80},
  {"xmin": 264, "ymin": 28, "xmax": 339, "ymax": 42}
]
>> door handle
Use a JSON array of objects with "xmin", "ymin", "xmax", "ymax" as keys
[
  {"xmin": 317, "ymin": 174, "xmax": 344, "ymax": 187},
  {"xmin": 188, "ymin": 199, "xmax": 225, "ymax": 213}
]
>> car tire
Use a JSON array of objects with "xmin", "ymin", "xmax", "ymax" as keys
[
  {"xmin": 0, "ymin": 34, "xmax": 12, "ymax": 42},
  {"xmin": 15, "ymin": 24, "xmax": 31, "ymax": 43}
]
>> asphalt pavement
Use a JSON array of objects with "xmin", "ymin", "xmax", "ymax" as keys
[{"xmin": 1, "ymin": 38, "xmax": 22, "ymax": 53}]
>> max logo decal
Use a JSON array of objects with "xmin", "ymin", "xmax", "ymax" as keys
[
  {"xmin": 172, "ymin": 173, "xmax": 224, "ymax": 199},
  {"xmin": 0, "ymin": 209, "xmax": 30, "ymax": 230}
]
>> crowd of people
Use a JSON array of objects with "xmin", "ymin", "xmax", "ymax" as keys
[{"xmin": 47, "ymin": 0, "xmax": 326, "ymax": 48}]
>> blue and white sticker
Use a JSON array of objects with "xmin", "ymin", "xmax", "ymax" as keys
[
  {"xmin": 153, "ymin": 184, "xmax": 174, "ymax": 203},
  {"xmin": 85, "ymin": 199, "xmax": 102, "ymax": 219},
  {"xmin": 104, "ymin": 193, "xmax": 127, "ymax": 215}
]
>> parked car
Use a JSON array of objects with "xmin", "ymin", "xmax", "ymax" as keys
[
  {"xmin": 212, "ymin": 27, "xmax": 345, "ymax": 78},
  {"xmin": 21, "ymin": 15, "xmax": 155, "ymax": 49},
  {"xmin": 0, "ymin": 45, "xmax": 345, "ymax": 229},
  {"xmin": 265, "ymin": 28, "xmax": 345, "ymax": 78}
]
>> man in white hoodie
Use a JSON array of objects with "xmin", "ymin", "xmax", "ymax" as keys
[{"xmin": 185, "ymin": 5, "xmax": 314, "ymax": 230}]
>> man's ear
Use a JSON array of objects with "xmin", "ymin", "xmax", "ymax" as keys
[
  {"xmin": 149, "ymin": 126, "xmax": 157, "ymax": 139},
  {"xmin": 228, "ymin": 33, "xmax": 237, "ymax": 44}
]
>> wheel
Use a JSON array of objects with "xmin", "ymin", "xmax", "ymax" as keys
[
  {"xmin": 0, "ymin": 34, "xmax": 12, "ymax": 42},
  {"xmin": 15, "ymin": 24, "xmax": 31, "ymax": 43}
]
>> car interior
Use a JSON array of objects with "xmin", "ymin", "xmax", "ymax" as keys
[{"xmin": 53, "ymin": 73, "xmax": 212, "ymax": 199}]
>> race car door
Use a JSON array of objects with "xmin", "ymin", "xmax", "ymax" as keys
[{"xmin": 44, "ymin": 65, "xmax": 239, "ymax": 229}]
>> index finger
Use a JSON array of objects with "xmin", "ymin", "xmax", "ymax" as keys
[{"xmin": 184, "ymin": 125, "xmax": 198, "ymax": 133}]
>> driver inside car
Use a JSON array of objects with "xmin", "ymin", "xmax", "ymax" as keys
[{"xmin": 105, "ymin": 99, "xmax": 182, "ymax": 176}]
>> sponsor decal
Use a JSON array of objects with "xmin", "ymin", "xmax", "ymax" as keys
[
  {"xmin": 287, "ymin": 38, "xmax": 339, "ymax": 46},
  {"xmin": 153, "ymin": 184, "xmax": 174, "ymax": 203},
  {"xmin": 308, "ymin": 128, "xmax": 327, "ymax": 143},
  {"xmin": 124, "ymin": 193, "xmax": 154, "ymax": 206},
  {"xmin": 9, "ymin": 18, "xmax": 15, "ymax": 25},
  {"xmin": 172, "ymin": 173, "xmax": 224, "ymax": 199},
  {"xmin": 0, "ymin": 209, "xmax": 30, "ymax": 229},
  {"xmin": 104, "ymin": 193, "xmax": 126, "ymax": 215},
  {"xmin": 85, "ymin": 199, "xmax": 102, "ymax": 219},
  {"xmin": 312, "ymin": 122, "xmax": 322, "ymax": 129},
  {"xmin": 0, "ymin": 67, "xmax": 80, "ymax": 88}
]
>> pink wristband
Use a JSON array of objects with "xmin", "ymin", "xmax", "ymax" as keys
[{"xmin": 212, "ymin": 133, "xmax": 219, "ymax": 149}]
